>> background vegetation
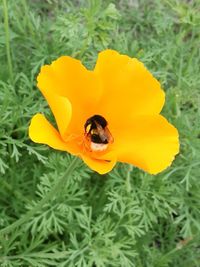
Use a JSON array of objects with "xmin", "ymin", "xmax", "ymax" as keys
[{"xmin": 0, "ymin": 0, "xmax": 200, "ymax": 266}]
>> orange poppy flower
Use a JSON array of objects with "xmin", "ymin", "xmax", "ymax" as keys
[{"xmin": 29, "ymin": 50, "xmax": 179, "ymax": 174}]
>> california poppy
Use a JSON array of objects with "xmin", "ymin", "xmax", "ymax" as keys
[{"xmin": 29, "ymin": 50, "xmax": 179, "ymax": 174}]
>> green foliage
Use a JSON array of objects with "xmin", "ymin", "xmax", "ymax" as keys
[{"xmin": 0, "ymin": 0, "xmax": 200, "ymax": 266}]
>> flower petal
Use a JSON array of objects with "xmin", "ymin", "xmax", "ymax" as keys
[
  {"xmin": 35, "ymin": 76, "xmax": 72, "ymax": 137},
  {"xmin": 112, "ymin": 115, "xmax": 179, "ymax": 174},
  {"xmin": 94, "ymin": 50, "xmax": 165, "ymax": 125},
  {"xmin": 37, "ymin": 56, "xmax": 102, "ymax": 136},
  {"xmin": 29, "ymin": 113, "xmax": 73, "ymax": 152},
  {"xmin": 81, "ymin": 152, "xmax": 117, "ymax": 175}
]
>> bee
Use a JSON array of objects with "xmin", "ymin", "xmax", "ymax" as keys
[{"xmin": 84, "ymin": 115, "xmax": 113, "ymax": 152}]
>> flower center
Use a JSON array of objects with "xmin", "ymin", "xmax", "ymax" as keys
[{"xmin": 84, "ymin": 115, "xmax": 113, "ymax": 152}]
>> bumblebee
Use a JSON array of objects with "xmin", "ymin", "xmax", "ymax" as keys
[{"xmin": 84, "ymin": 115, "xmax": 113, "ymax": 152}]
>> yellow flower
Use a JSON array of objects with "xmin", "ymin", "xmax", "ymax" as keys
[{"xmin": 29, "ymin": 50, "xmax": 179, "ymax": 174}]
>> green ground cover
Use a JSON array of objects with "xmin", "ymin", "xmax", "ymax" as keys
[{"xmin": 0, "ymin": 0, "xmax": 200, "ymax": 266}]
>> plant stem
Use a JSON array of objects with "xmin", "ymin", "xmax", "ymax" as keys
[
  {"xmin": 3, "ymin": 0, "xmax": 13, "ymax": 82},
  {"xmin": 126, "ymin": 164, "xmax": 133, "ymax": 193},
  {"xmin": 0, "ymin": 157, "xmax": 80, "ymax": 237}
]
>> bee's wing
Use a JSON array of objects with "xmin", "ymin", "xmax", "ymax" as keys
[
  {"xmin": 96, "ymin": 123, "xmax": 113, "ymax": 143},
  {"xmin": 104, "ymin": 127, "xmax": 114, "ymax": 143},
  {"xmin": 96, "ymin": 124, "xmax": 108, "ymax": 142}
]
